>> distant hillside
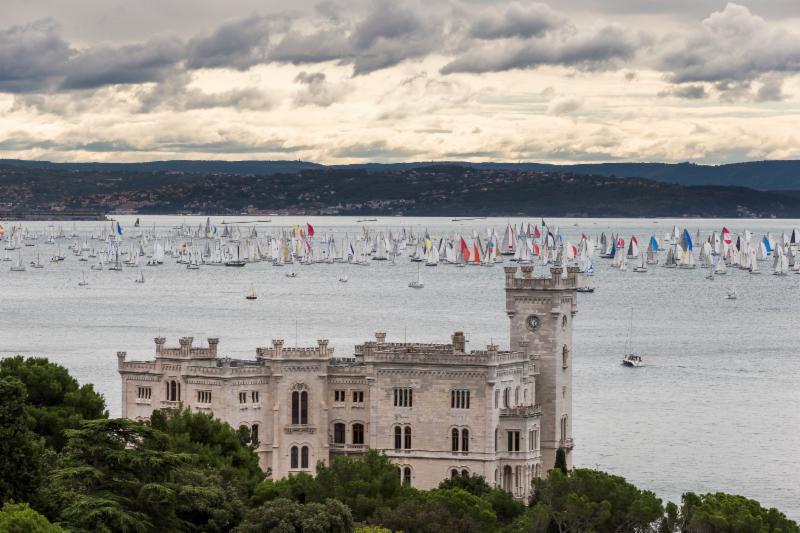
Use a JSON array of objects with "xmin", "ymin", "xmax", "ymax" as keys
[
  {"xmin": 2, "ymin": 158, "xmax": 800, "ymax": 190},
  {"xmin": 2, "ymin": 163, "xmax": 800, "ymax": 218}
]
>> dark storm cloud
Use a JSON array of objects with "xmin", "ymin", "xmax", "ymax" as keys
[
  {"xmin": 441, "ymin": 25, "xmax": 639, "ymax": 74},
  {"xmin": 658, "ymin": 84, "xmax": 708, "ymax": 99},
  {"xmin": 0, "ymin": 19, "xmax": 72, "ymax": 93},
  {"xmin": 59, "ymin": 37, "xmax": 184, "ymax": 90},
  {"xmin": 185, "ymin": 15, "xmax": 274, "ymax": 70},
  {"xmin": 469, "ymin": 2, "xmax": 564, "ymax": 40}
]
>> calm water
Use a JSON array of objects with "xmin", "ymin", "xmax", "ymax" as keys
[{"xmin": 1, "ymin": 216, "xmax": 799, "ymax": 517}]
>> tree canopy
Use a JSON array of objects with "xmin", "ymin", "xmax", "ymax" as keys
[
  {"xmin": 679, "ymin": 492, "xmax": 800, "ymax": 533},
  {"xmin": 0, "ymin": 377, "xmax": 44, "ymax": 506}
]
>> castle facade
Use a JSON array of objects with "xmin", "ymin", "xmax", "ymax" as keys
[{"xmin": 118, "ymin": 265, "xmax": 577, "ymax": 498}]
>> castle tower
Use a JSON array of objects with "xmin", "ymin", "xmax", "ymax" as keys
[{"xmin": 504, "ymin": 264, "xmax": 579, "ymax": 471}]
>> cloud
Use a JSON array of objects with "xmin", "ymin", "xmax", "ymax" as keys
[
  {"xmin": 469, "ymin": 2, "xmax": 564, "ymax": 40},
  {"xmin": 59, "ymin": 37, "xmax": 184, "ymax": 90},
  {"xmin": 755, "ymin": 76, "xmax": 786, "ymax": 102},
  {"xmin": 659, "ymin": 3, "xmax": 800, "ymax": 85},
  {"xmin": 331, "ymin": 140, "xmax": 418, "ymax": 159},
  {"xmin": 441, "ymin": 25, "xmax": 639, "ymax": 74},
  {"xmin": 0, "ymin": 19, "xmax": 72, "ymax": 93},
  {"xmin": 548, "ymin": 97, "xmax": 583, "ymax": 114},
  {"xmin": 185, "ymin": 15, "xmax": 273, "ymax": 70},
  {"xmin": 658, "ymin": 84, "xmax": 708, "ymax": 99},
  {"xmin": 293, "ymin": 71, "xmax": 346, "ymax": 107},
  {"xmin": 137, "ymin": 73, "xmax": 273, "ymax": 112}
]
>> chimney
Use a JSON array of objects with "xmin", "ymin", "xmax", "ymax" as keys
[
  {"xmin": 375, "ymin": 331, "xmax": 387, "ymax": 343},
  {"xmin": 452, "ymin": 331, "xmax": 466, "ymax": 353},
  {"xmin": 207, "ymin": 338, "xmax": 219, "ymax": 357}
]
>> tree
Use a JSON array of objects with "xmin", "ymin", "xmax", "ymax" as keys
[
  {"xmin": 0, "ymin": 377, "xmax": 44, "ymax": 505},
  {"xmin": 532, "ymin": 468, "xmax": 664, "ymax": 533},
  {"xmin": 0, "ymin": 356, "xmax": 107, "ymax": 450},
  {"xmin": 437, "ymin": 474, "xmax": 525, "ymax": 525},
  {"xmin": 235, "ymin": 498, "xmax": 354, "ymax": 533},
  {"xmin": 252, "ymin": 473, "xmax": 322, "ymax": 506},
  {"xmin": 373, "ymin": 488, "xmax": 498, "ymax": 533},
  {"xmin": 554, "ymin": 447, "xmax": 568, "ymax": 474},
  {"xmin": 677, "ymin": 492, "xmax": 799, "ymax": 533},
  {"xmin": 0, "ymin": 502, "xmax": 60, "ymax": 532},
  {"xmin": 38, "ymin": 418, "xmax": 247, "ymax": 532}
]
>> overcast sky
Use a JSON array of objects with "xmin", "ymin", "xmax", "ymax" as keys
[{"xmin": 2, "ymin": 1, "xmax": 800, "ymax": 164}]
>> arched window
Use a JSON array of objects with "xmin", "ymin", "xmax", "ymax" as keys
[
  {"xmin": 503, "ymin": 388, "xmax": 510, "ymax": 408},
  {"xmin": 167, "ymin": 380, "xmax": 180, "ymax": 402},
  {"xmin": 451, "ymin": 428, "xmax": 459, "ymax": 452},
  {"xmin": 300, "ymin": 391, "xmax": 308, "ymax": 424},
  {"xmin": 560, "ymin": 415, "xmax": 568, "ymax": 442},
  {"xmin": 524, "ymin": 388, "xmax": 528, "ymax": 403},
  {"xmin": 251, "ymin": 423, "xmax": 259, "ymax": 446},
  {"xmin": 494, "ymin": 428, "xmax": 498, "ymax": 451},
  {"xmin": 514, "ymin": 387, "xmax": 520, "ymax": 406},
  {"xmin": 494, "ymin": 389, "xmax": 499, "ymax": 409},
  {"xmin": 334, "ymin": 423, "xmax": 345, "ymax": 444},
  {"xmin": 451, "ymin": 469, "xmax": 458, "ymax": 479},
  {"xmin": 461, "ymin": 429, "xmax": 469, "ymax": 453},
  {"xmin": 352, "ymin": 423, "xmax": 364, "ymax": 445},
  {"xmin": 562, "ymin": 345, "xmax": 569, "ymax": 368},
  {"xmin": 404, "ymin": 426, "xmax": 412, "ymax": 449},
  {"xmin": 461, "ymin": 469, "xmax": 468, "ymax": 477},
  {"xmin": 291, "ymin": 391, "xmax": 300, "ymax": 424},
  {"xmin": 290, "ymin": 446, "xmax": 299, "ymax": 469},
  {"xmin": 394, "ymin": 426, "xmax": 402, "ymax": 450},
  {"xmin": 562, "ymin": 315, "xmax": 568, "ymax": 330},
  {"xmin": 301, "ymin": 446, "xmax": 309, "ymax": 469},
  {"xmin": 403, "ymin": 466, "xmax": 411, "ymax": 485}
]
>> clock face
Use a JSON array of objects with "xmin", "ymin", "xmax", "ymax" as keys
[{"xmin": 526, "ymin": 315, "xmax": 541, "ymax": 331}]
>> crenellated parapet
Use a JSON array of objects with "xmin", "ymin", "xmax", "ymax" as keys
[
  {"xmin": 152, "ymin": 337, "xmax": 224, "ymax": 359},
  {"xmin": 256, "ymin": 338, "xmax": 334, "ymax": 360}
]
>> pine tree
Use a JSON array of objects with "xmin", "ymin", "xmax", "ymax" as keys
[
  {"xmin": 554, "ymin": 447, "xmax": 568, "ymax": 475},
  {"xmin": 0, "ymin": 377, "xmax": 44, "ymax": 504}
]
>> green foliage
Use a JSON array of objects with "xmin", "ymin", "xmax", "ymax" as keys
[
  {"xmin": 554, "ymin": 447, "xmax": 568, "ymax": 475},
  {"xmin": 38, "ymin": 418, "xmax": 247, "ymax": 532},
  {"xmin": 679, "ymin": 492, "xmax": 799, "ymax": 533},
  {"xmin": 373, "ymin": 488, "xmax": 498, "ymax": 533},
  {"xmin": 252, "ymin": 473, "xmax": 322, "ymax": 506},
  {"xmin": 149, "ymin": 408, "xmax": 263, "ymax": 491},
  {"xmin": 0, "ymin": 502, "xmax": 60, "ymax": 533},
  {"xmin": 0, "ymin": 356, "xmax": 107, "ymax": 450},
  {"xmin": 235, "ymin": 498, "xmax": 353, "ymax": 533},
  {"xmin": 532, "ymin": 468, "xmax": 664, "ymax": 533},
  {"xmin": 354, "ymin": 527, "xmax": 391, "ymax": 533},
  {"xmin": 437, "ymin": 474, "xmax": 525, "ymax": 525},
  {"xmin": 0, "ymin": 378, "xmax": 44, "ymax": 505}
]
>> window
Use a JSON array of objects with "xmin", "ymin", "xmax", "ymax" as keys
[
  {"xmin": 562, "ymin": 315, "xmax": 568, "ymax": 330},
  {"xmin": 403, "ymin": 466, "xmax": 411, "ymax": 485},
  {"xmin": 394, "ymin": 426, "xmax": 402, "ymax": 450},
  {"xmin": 524, "ymin": 388, "xmax": 528, "ymax": 403},
  {"xmin": 352, "ymin": 390, "xmax": 364, "ymax": 404},
  {"xmin": 290, "ymin": 446, "xmax": 298, "ymax": 469},
  {"xmin": 451, "ymin": 469, "xmax": 458, "ymax": 479},
  {"xmin": 334, "ymin": 390, "xmax": 346, "ymax": 402},
  {"xmin": 451, "ymin": 428, "xmax": 459, "ymax": 452},
  {"xmin": 461, "ymin": 429, "xmax": 469, "ymax": 452},
  {"xmin": 450, "ymin": 389, "xmax": 470, "ymax": 409},
  {"xmin": 507, "ymin": 430, "xmax": 520, "ymax": 452},
  {"xmin": 301, "ymin": 446, "xmax": 309, "ymax": 469},
  {"xmin": 503, "ymin": 388, "xmax": 510, "ymax": 408},
  {"xmin": 197, "ymin": 390, "xmax": 211, "ymax": 404},
  {"xmin": 562, "ymin": 345, "xmax": 569, "ymax": 368},
  {"xmin": 352, "ymin": 423, "xmax": 364, "ymax": 445},
  {"xmin": 166, "ymin": 380, "xmax": 180, "ymax": 402},
  {"xmin": 560, "ymin": 415, "xmax": 568, "ymax": 442},
  {"xmin": 251, "ymin": 424, "xmax": 259, "ymax": 446},
  {"xmin": 252, "ymin": 391, "xmax": 260, "ymax": 403},
  {"xmin": 334, "ymin": 423, "xmax": 345, "ymax": 444},
  {"xmin": 239, "ymin": 391, "xmax": 247, "ymax": 404},
  {"xmin": 291, "ymin": 389, "xmax": 309, "ymax": 424},
  {"xmin": 515, "ymin": 386, "xmax": 520, "ymax": 406},
  {"xmin": 529, "ymin": 430, "xmax": 539, "ymax": 451},
  {"xmin": 494, "ymin": 389, "xmax": 499, "ymax": 409},
  {"xmin": 461, "ymin": 469, "xmax": 468, "ymax": 477},
  {"xmin": 404, "ymin": 426, "xmax": 412, "ymax": 449},
  {"xmin": 393, "ymin": 387, "xmax": 412, "ymax": 407},
  {"xmin": 137, "ymin": 386, "xmax": 151, "ymax": 399},
  {"xmin": 494, "ymin": 428, "xmax": 498, "ymax": 452}
]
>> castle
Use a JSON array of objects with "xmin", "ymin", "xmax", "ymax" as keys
[{"xmin": 118, "ymin": 264, "xmax": 577, "ymax": 498}]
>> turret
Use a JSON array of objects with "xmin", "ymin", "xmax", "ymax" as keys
[
  {"xmin": 208, "ymin": 337, "xmax": 219, "ymax": 357},
  {"xmin": 451, "ymin": 331, "xmax": 466, "ymax": 353},
  {"xmin": 154, "ymin": 336, "xmax": 166, "ymax": 356}
]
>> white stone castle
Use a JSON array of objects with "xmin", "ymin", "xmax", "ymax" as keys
[{"xmin": 118, "ymin": 264, "xmax": 577, "ymax": 499}]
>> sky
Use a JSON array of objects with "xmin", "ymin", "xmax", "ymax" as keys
[{"xmin": 1, "ymin": 0, "xmax": 800, "ymax": 164}]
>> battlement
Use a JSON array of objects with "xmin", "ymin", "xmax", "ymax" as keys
[
  {"xmin": 355, "ymin": 332, "xmax": 525, "ymax": 365},
  {"xmin": 503, "ymin": 265, "xmax": 582, "ymax": 291},
  {"xmin": 154, "ymin": 336, "xmax": 222, "ymax": 359},
  {"xmin": 256, "ymin": 338, "xmax": 334, "ymax": 359}
]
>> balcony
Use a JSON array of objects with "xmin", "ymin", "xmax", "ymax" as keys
[
  {"xmin": 560, "ymin": 438, "xmax": 575, "ymax": 450},
  {"xmin": 160, "ymin": 400, "xmax": 182, "ymax": 409},
  {"xmin": 499, "ymin": 405, "xmax": 541, "ymax": 418},
  {"xmin": 329, "ymin": 443, "xmax": 368, "ymax": 453},
  {"xmin": 284, "ymin": 425, "xmax": 316, "ymax": 434}
]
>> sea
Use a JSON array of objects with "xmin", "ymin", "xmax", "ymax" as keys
[{"xmin": 1, "ymin": 215, "xmax": 798, "ymax": 518}]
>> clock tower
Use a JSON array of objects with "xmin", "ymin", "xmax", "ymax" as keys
[{"xmin": 504, "ymin": 264, "xmax": 579, "ymax": 471}]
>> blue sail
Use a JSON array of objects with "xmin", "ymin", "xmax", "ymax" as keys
[
  {"xmin": 683, "ymin": 229, "xmax": 693, "ymax": 251},
  {"xmin": 649, "ymin": 236, "xmax": 659, "ymax": 252},
  {"xmin": 763, "ymin": 237, "xmax": 772, "ymax": 253}
]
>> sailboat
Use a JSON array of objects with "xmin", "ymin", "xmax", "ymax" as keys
[
  {"xmin": 31, "ymin": 253, "xmax": 44, "ymax": 269},
  {"xmin": 225, "ymin": 244, "xmax": 246, "ymax": 267},
  {"xmin": 135, "ymin": 271, "xmax": 145, "ymax": 284},
  {"xmin": 285, "ymin": 265, "xmax": 297, "ymax": 278},
  {"xmin": 338, "ymin": 273, "xmax": 348, "ymax": 283},
  {"xmin": 78, "ymin": 271, "xmax": 88, "ymax": 286},
  {"xmin": 726, "ymin": 287, "xmax": 737, "ymax": 300},
  {"xmin": 621, "ymin": 309, "xmax": 643, "ymax": 367},
  {"xmin": 633, "ymin": 253, "xmax": 647, "ymax": 273},
  {"xmin": 408, "ymin": 263, "xmax": 424, "ymax": 289},
  {"xmin": 246, "ymin": 286, "xmax": 258, "ymax": 300},
  {"xmin": 10, "ymin": 250, "xmax": 25, "ymax": 271}
]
